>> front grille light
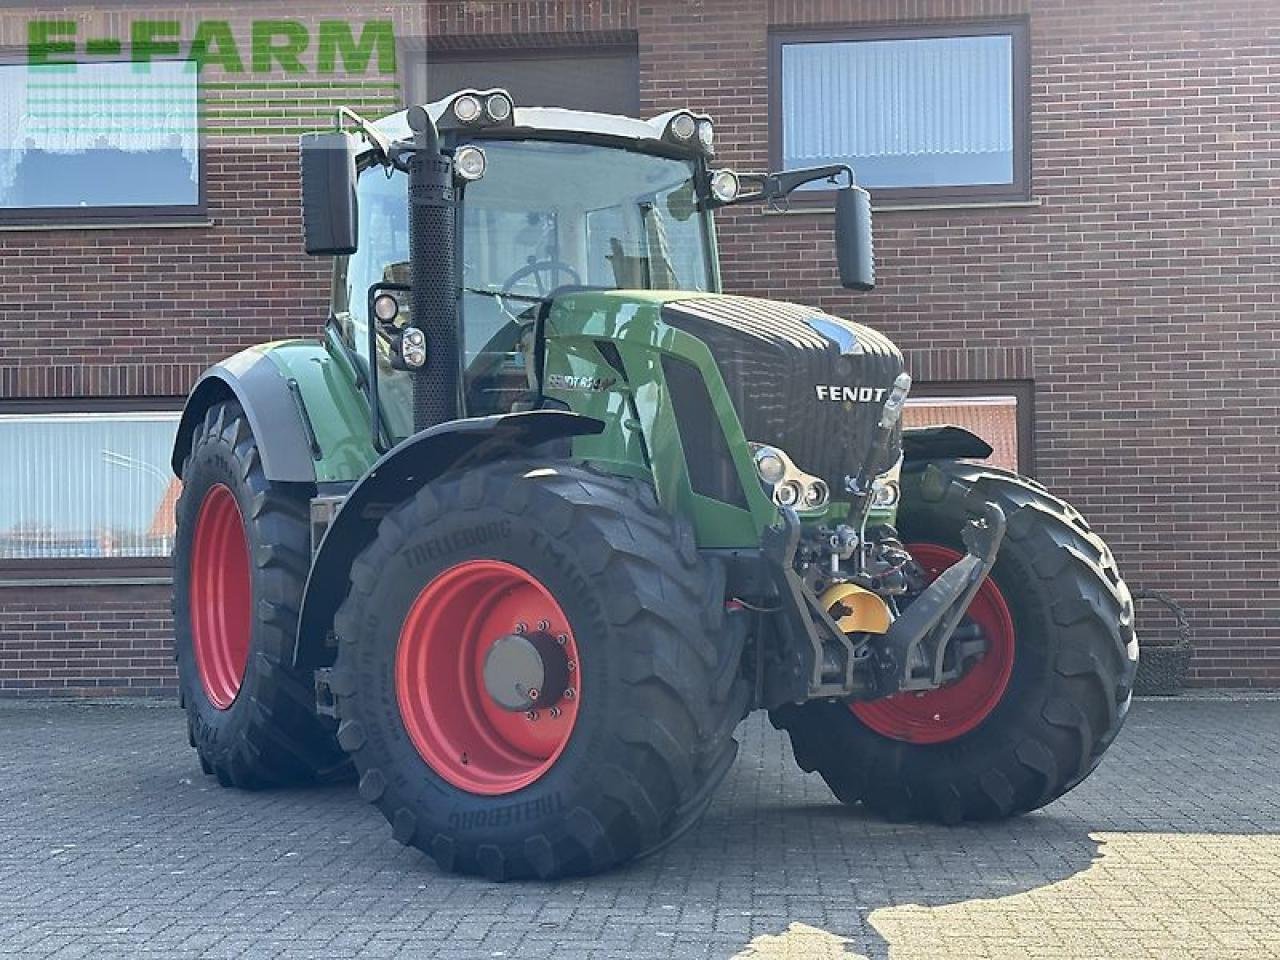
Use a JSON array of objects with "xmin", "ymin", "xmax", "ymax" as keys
[
  {"xmin": 871, "ymin": 478, "xmax": 899, "ymax": 508},
  {"xmin": 750, "ymin": 442, "xmax": 830, "ymax": 512},
  {"xmin": 803, "ymin": 480, "xmax": 830, "ymax": 509},
  {"xmin": 754, "ymin": 447, "xmax": 787, "ymax": 485},
  {"xmin": 776, "ymin": 480, "xmax": 802, "ymax": 507}
]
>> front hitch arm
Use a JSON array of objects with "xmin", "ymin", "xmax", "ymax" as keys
[
  {"xmin": 870, "ymin": 501, "xmax": 1007, "ymax": 697},
  {"xmin": 761, "ymin": 508, "xmax": 870, "ymax": 707}
]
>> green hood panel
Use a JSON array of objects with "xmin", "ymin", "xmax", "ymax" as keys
[{"xmin": 542, "ymin": 290, "xmax": 783, "ymax": 548}]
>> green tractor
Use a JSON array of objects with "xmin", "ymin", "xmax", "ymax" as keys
[{"xmin": 171, "ymin": 90, "xmax": 1137, "ymax": 880}]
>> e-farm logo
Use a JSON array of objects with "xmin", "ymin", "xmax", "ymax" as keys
[
  {"xmin": 23, "ymin": 19, "xmax": 401, "ymax": 137},
  {"xmin": 27, "ymin": 19, "xmax": 396, "ymax": 75}
]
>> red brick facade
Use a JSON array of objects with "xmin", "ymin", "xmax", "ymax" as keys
[{"xmin": 1, "ymin": 0, "xmax": 1277, "ymax": 695}]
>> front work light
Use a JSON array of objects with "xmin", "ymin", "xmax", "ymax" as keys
[
  {"xmin": 453, "ymin": 145, "xmax": 487, "ymax": 181},
  {"xmin": 871, "ymin": 478, "xmax": 900, "ymax": 509},
  {"xmin": 401, "ymin": 327, "xmax": 427, "ymax": 368},
  {"xmin": 775, "ymin": 480, "xmax": 803, "ymax": 508},
  {"xmin": 803, "ymin": 480, "xmax": 830, "ymax": 509},
  {"xmin": 452, "ymin": 94, "xmax": 482, "ymax": 123},
  {"xmin": 373, "ymin": 293, "xmax": 400, "ymax": 323},
  {"xmin": 710, "ymin": 169, "xmax": 740, "ymax": 203},
  {"xmin": 696, "ymin": 119, "xmax": 714, "ymax": 149},
  {"xmin": 669, "ymin": 112, "xmax": 696, "ymax": 141},
  {"xmin": 485, "ymin": 93, "xmax": 513, "ymax": 122}
]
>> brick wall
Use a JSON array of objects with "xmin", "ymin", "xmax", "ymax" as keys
[
  {"xmin": 1, "ymin": 0, "xmax": 1277, "ymax": 693},
  {"xmin": 0, "ymin": 587, "xmax": 174, "ymax": 697}
]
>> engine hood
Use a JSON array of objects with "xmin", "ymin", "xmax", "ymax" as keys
[{"xmin": 658, "ymin": 294, "xmax": 906, "ymax": 486}]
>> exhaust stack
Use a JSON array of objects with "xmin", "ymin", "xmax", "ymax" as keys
[{"xmin": 406, "ymin": 105, "xmax": 460, "ymax": 432}]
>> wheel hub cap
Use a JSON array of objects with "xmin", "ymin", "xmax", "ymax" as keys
[{"xmin": 482, "ymin": 631, "xmax": 570, "ymax": 712}]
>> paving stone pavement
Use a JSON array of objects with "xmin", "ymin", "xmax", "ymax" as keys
[{"xmin": 1, "ymin": 697, "xmax": 1278, "ymax": 960}]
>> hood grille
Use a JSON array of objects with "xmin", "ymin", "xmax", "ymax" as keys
[{"xmin": 661, "ymin": 295, "xmax": 906, "ymax": 489}]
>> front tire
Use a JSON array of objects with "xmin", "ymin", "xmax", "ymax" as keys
[
  {"xmin": 773, "ymin": 460, "xmax": 1138, "ymax": 823},
  {"xmin": 330, "ymin": 462, "xmax": 750, "ymax": 880},
  {"xmin": 173, "ymin": 401, "xmax": 348, "ymax": 787}
]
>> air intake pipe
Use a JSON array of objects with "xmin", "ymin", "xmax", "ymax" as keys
[{"xmin": 405, "ymin": 105, "xmax": 459, "ymax": 432}]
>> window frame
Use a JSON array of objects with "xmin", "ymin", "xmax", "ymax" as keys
[
  {"xmin": 768, "ymin": 19, "xmax": 1031, "ymax": 207},
  {"xmin": 0, "ymin": 56, "xmax": 206, "ymax": 227},
  {"xmin": 0, "ymin": 397, "xmax": 185, "ymax": 583},
  {"xmin": 907, "ymin": 379, "xmax": 1036, "ymax": 475}
]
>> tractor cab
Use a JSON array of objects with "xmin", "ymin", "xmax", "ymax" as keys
[
  {"xmin": 323, "ymin": 94, "xmax": 754, "ymax": 443},
  {"xmin": 330, "ymin": 112, "xmax": 723, "ymax": 436}
]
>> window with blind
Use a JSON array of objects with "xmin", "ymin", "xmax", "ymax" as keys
[
  {"xmin": 0, "ymin": 411, "xmax": 182, "ymax": 564},
  {"xmin": 0, "ymin": 60, "xmax": 201, "ymax": 222},
  {"xmin": 771, "ymin": 22, "xmax": 1029, "ymax": 204}
]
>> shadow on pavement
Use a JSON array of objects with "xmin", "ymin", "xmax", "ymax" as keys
[{"xmin": 658, "ymin": 697, "xmax": 1280, "ymax": 959}]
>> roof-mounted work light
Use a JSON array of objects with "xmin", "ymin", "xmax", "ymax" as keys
[
  {"xmin": 437, "ymin": 89, "xmax": 516, "ymax": 133},
  {"xmin": 657, "ymin": 110, "xmax": 716, "ymax": 156}
]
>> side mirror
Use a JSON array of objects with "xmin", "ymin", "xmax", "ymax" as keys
[
  {"xmin": 300, "ymin": 132, "xmax": 358, "ymax": 256},
  {"xmin": 834, "ymin": 186, "xmax": 875, "ymax": 291}
]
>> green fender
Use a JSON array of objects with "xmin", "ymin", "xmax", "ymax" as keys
[{"xmin": 171, "ymin": 330, "xmax": 379, "ymax": 484}]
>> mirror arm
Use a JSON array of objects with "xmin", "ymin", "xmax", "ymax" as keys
[
  {"xmin": 730, "ymin": 164, "xmax": 855, "ymax": 205},
  {"xmin": 337, "ymin": 106, "xmax": 394, "ymax": 163}
]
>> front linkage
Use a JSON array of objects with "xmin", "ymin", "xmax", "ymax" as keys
[
  {"xmin": 761, "ymin": 497, "xmax": 1006, "ymax": 710},
  {"xmin": 752, "ymin": 366, "xmax": 1008, "ymax": 710}
]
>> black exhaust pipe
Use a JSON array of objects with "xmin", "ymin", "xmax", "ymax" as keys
[{"xmin": 406, "ymin": 105, "xmax": 459, "ymax": 432}]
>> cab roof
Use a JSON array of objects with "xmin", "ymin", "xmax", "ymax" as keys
[{"xmin": 371, "ymin": 95, "xmax": 702, "ymax": 153}]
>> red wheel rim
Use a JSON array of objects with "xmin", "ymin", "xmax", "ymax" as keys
[
  {"xmin": 851, "ymin": 543, "xmax": 1015, "ymax": 744},
  {"xmin": 189, "ymin": 484, "xmax": 252, "ymax": 710},
  {"xmin": 396, "ymin": 560, "xmax": 581, "ymax": 795}
]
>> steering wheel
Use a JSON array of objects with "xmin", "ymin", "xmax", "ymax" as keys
[{"xmin": 500, "ymin": 259, "xmax": 582, "ymax": 299}]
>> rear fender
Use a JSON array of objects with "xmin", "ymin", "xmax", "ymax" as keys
[{"xmin": 292, "ymin": 409, "xmax": 605, "ymax": 669}]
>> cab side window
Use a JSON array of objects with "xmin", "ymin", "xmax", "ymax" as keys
[{"xmin": 331, "ymin": 168, "xmax": 413, "ymax": 440}]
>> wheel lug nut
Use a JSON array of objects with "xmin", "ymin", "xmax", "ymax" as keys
[
  {"xmin": 563, "ymin": 688, "xmax": 576, "ymax": 701},
  {"xmin": 567, "ymin": 661, "xmax": 576, "ymax": 673},
  {"xmin": 549, "ymin": 707, "xmax": 561, "ymax": 719},
  {"xmin": 525, "ymin": 710, "xmax": 538, "ymax": 721},
  {"xmin": 537, "ymin": 619, "xmax": 550, "ymax": 631},
  {"xmin": 514, "ymin": 622, "xmax": 527, "ymax": 634},
  {"xmin": 528, "ymin": 688, "xmax": 539, "ymax": 701},
  {"xmin": 556, "ymin": 633, "xmax": 567, "ymax": 645}
]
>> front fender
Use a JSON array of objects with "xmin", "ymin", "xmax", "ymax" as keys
[
  {"xmin": 172, "ymin": 348, "xmax": 319, "ymax": 482},
  {"xmin": 902, "ymin": 425, "xmax": 993, "ymax": 463},
  {"xmin": 293, "ymin": 409, "xmax": 605, "ymax": 669}
]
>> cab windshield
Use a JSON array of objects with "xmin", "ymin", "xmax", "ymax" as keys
[
  {"xmin": 458, "ymin": 139, "xmax": 714, "ymax": 416},
  {"xmin": 333, "ymin": 138, "xmax": 715, "ymax": 433},
  {"xmin": 461, "ymin": 139, "xmax": 713, "ymax": 297}
]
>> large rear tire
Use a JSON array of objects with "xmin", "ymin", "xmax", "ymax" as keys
[
  {"xmin": 772, "ymin": 460, "xmax": 1138, "ymax": 823},
  {"xmin": 329, "ymin": 461, "xmax": 750, "ymax": 880},
  {"xmin": 173, "ymin": 401, "xmax": 348, "ymax": 787}
]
